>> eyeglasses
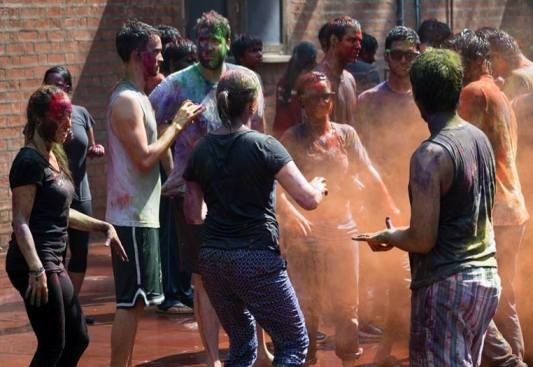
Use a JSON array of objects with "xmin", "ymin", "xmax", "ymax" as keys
[{"xmin": 385, "ymin": 49, "xmax": 420, "ymax": 62}]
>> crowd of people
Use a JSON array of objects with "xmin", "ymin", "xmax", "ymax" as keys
[{"xmin": 5, "ymin": 9, "xmax": 533, "ymax": 367}]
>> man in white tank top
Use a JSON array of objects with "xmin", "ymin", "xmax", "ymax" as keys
[{"xmin": 106, "ymin": 20, "xmax": 203, "ymax": 367}]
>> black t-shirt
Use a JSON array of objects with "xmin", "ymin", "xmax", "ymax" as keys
[
  {"xmin": 183, "ymin": 130, "xmax": 292, "ymax": 251},
  {"xmin": 6, "ymin": 147, "xmax": 74, "ymax": 272}
]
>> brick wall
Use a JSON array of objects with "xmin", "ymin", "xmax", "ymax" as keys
[
  {"xmin": 0, "ymin": 0, "xmax": 531, "ymax": 248},
  {"xmin": 0, "ymin": 1, "xmax": 185, "ymax": 248}
]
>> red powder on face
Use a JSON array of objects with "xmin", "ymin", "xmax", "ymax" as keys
[{"xmin": 47, "ymin": 92, "xmax": 72, "ymax": 121}]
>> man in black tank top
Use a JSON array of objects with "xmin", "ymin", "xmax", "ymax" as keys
[{"xmin": 355, "ymin": 49, "xmax": 500, "ymax": 366}]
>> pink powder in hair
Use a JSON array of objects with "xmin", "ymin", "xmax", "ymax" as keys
[{"xmin": 46, "ymin": 92, "xmax": 72, "ymax": 121}]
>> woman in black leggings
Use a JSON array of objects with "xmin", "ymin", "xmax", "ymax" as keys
[{"xmin": 6, "ymin": 85, "xmax": 127, "ymax": 366}]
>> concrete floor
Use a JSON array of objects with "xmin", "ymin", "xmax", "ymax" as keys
[{"xmin": 0, "ymin": 243, "xmax": 409, "ymax": 366}]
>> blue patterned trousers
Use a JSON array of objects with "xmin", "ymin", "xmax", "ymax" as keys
[{"xmin": 199, "ymin": 247, "xmax": 309, "ymax": 367}]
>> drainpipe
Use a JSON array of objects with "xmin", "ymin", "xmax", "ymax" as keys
[
  {"xmin": 415, "ymin": 0, "xmax": 421, "ymax": 30},
  {"xmin": 396, "ymin": 0, "xmax": 404, "ymax": 26}
]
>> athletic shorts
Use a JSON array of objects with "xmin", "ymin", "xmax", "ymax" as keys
[{"xmin": 111, "ymin": 226, "xmax": 163, "ymax": 309}]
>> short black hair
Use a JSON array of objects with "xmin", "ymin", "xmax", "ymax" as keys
[
  {"xmin": 417, "ymin": 19, "xmax": 451, "ymax": 48},
  {"xmin": 43, "ymin": 65, "xmax": 72, "ymax": 89},
  {"xmin": 156, "ymin": 24, "xmax": 181, "ymax": 47},
  {"xmin": 452, "ymin": 29, "xmax": 490, "ymax": 63},
  {"xmin": 161, "ymin": 38, "xmax": 197, "ymax": 75},
  {"xmin": 476, "ymin": 26, "xmax": 498, "ymax": 40},
  {"xmin": 361, "ymin": 32, "xmax": 378, "ymax": 54},
  {"xmin": 194, "ymin": 10, "xmax": 231, "ymax": 40},
  {"xmin": 410, "ymin": 48, "xmax": 463, "ymax": 114},
  {"xmin": 385, "ymin": 26, "xmax": 420, "ymax": 50},
  {"xmin": 318, "ymin": 22, "xmax": 331, "ymax": 52},
  {"xmin": 116, "ymin": 20, "xmax": 159, "ymax": 62},
  {"xmin": 483, "ymin": 29, "xmax": 521, "ymax": 69},
  {"xmin": 324, "ymin": 16, "xmax": 361, "ymax": 50},
  {"xmin": 231, "ymin": 34, "xmax": 263, "ymax": 64}
]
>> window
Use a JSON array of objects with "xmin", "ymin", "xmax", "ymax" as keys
[{"xmin": 185, "ymin": 0, "xmax": 286, "ymax": 54}]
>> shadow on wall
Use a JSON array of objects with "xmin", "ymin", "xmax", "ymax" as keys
[{"xmin": 72, "ymin": 0, "xmax": 184, "ymax": 220}]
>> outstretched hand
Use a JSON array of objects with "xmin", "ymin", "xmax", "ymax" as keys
[
  {"xmin": 104, "ymin": 224, "xmax": 128, "ymax": 262},
  {"xmin": 352, "ymin": 217, "xmax": 394, "ymax": 252}
]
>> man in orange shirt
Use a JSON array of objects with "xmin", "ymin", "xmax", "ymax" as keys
[{"xmin": 455, "ymin": 30, "xmax": 528, "ymax": 367}]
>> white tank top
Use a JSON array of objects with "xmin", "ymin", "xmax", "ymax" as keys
[{"xmin": 105, "ymin": 81, "xmax": 160, "ymax": 227}]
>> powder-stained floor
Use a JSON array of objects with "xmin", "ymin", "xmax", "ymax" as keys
[{"xmin": 0, "ymin": 243, "xmax": 409, "ymax": 366}]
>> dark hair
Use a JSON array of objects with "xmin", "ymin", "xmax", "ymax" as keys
[
  {"xmin": 476, "ymin": 26, "xmax": 499, "ymax": 40},
  {"xmin": 324, "ymin": 16, "xmax": 361, "ymax": 50},
  {"xmin": 156, "ymin": 24, "xmax": 181, "ymax": 47},
  {"xmin": 43, "ymin": 65, "xmax": 73, "ymax": 92},
  {"xmin": 417, "ymin": 19, "xmax": 451, "ymax": 48},
  {"xmin": 280, "ymin": 42, "xmax": 317, "ymax": 104},
  {"xmin": 216, "ymin": 69, "xmax": 259, "ymax": 129},
  {"xmin": 483, "ymin": 30, "xmax": 521, "ymax": 69},
  {"xmin": 161, "ymin": 38, "xmax": 197, "ymax": 75},
  {"xmin": 451, "ymin": 29, "xmax": 490, "ymax": 63},
  {"xmin": 116, "ymin": 20, "xmax": 159, "ymax": 62},
  {"xmin": 410, "ymin": 49, "xmax": 463, "ymax": 114},
  {"xmin": 385, "ymin": 26, "xmax": 420, "ymax": 50},
  {"xmin": 295, "ymin": 71, "xmax": 332, "ymax": 96},
  {"xmin": 231, "ymin": 34, "xmax": 263, "ymax": 64},
  {"xmin": 194, "ymin": 10, "xmax": 231, "ymax": 40},
  {"xmin": 318, "ymin": 22, "xmax": 331, "ymax": 52},
  {"xmin": 24, "ymin": 85, "xmax": 72, "ymax": 179},
  {"xmin": 361, "ymin": 32, "xmax": 378, "ymax": 54}
]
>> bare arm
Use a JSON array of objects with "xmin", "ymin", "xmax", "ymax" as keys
[
  {"xmin": 11, "ymin": 185, "xmax": 47, "ymax": 306},
  {"xmin": 355, "ymin": 143, "xmax": 453, "ymax": 254},
  {"xmin": 12, "ymin": 185, "xmax": 42, "ymax": 271},
  {"xmin": 276, "ymin": 189, "xmax": 313, "ymax": 236},
  {"xmin": 183, "ymin": 180, "xmax": 204, "ymax": 224},
  {"xmin": 157, "ymin": 124, "xmax": 174, "ymax": 175},
  {"xmin": 359, "ymin": 162, "xmax": 400, "ymax": 215},
  {"xmin": 110, "ymin": 95, "xmax": 203, "ymax": 172},
  {"xmin": 275, "ymin": 161, "xmax": 326, "ymax": 210},
  {"xmin": 69, "ymin": 209, "xmax": 128, "ymax": 261}
]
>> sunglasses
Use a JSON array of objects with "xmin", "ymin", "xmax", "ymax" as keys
[
  {"xmin": 305, "ymin": 92, "xmax": 336, "ymax": 103},
  {"xmin": 386, "ymin": 49, "xmax": 420, "ymax": 62}
]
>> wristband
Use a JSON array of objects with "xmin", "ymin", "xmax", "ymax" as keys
[{"xmin": 29, "ymin": 266, "xmax": 45, "ymax": 279}]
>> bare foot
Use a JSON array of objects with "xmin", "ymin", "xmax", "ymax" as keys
[{"xmin": 254, "ymin": 348, "xmax": 274, "ymax": 367}]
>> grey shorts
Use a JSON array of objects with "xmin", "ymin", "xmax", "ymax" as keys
[{"xmin": 111, "ymin": 226, "xmax": 163, "ymax": 309}]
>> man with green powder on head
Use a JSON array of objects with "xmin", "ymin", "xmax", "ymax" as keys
[
  {"xmin": 355, "ymin": 49, "xmax": 501, "ymax": 366},
  {"xmin": 149, "ymin": 10, "xmax": 266, "ymax": 367}
]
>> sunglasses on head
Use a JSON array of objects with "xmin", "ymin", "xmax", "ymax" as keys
[{"xmin": 386, "ymin": 49, "xmax": 420, "ymax": 62}]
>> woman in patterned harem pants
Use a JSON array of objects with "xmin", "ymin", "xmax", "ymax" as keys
[{"xmin": 183, "ymin": 69, "xmax": 328, "ymax": 367}]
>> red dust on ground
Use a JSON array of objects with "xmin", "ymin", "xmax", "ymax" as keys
[{"xmin": 0, "ymin": 243, "xmax": 408, "ymax": 366}]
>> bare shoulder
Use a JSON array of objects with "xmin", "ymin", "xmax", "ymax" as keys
[
  {"xmin": 410, "ymin": 141, "xmax": 453, "ymax": 188},
  {"xmin": 110, "ymin": 91, "xmax": 142, "ymax": 124}
]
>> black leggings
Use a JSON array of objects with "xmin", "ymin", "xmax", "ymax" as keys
[
  {"xmin": 8, "ymin": 270, "xmax": 89, "ymax": 366},
  {"xmin": 67, "ymin": 200, "xmax": 92, "ymax": 273}
]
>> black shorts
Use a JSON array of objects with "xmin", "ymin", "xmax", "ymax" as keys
[{"xmin": 111, "ymin": 226, "xmax": 163, "ymax": 309}]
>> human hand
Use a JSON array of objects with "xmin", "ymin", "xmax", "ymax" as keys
[
  {"xmin": 88, "ymin": 144, "xmax": 105, "ymax": 157},
  {"xmin": 310, "ymin": 176, "xmax": 328, "ymax": 197},
  {"xmin": 104, "ymin": 224, "xmax": 128, "ymax": 262},
  {"xmin": 172, "ymin": 100, "xmax": 205, "ymax": 130},
  {"xmin": 353, "ymin": 230, "xmax": 394, "ymax": 251},
  {"xmin": 25, "ymin": 269, "xmax": 48, "ymax": 307}
]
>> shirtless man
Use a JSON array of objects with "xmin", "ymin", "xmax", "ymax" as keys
[
  {"xmin": 355, "ymin": 25, "xmax": 426, "ymax": 365},
  {"xmin": 454, "ymin": 29, "xmax": 528, "ymax": 367},
  {"xmin": 315, "ymin": 16, "xmax": 362, "ymax": 125}
]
